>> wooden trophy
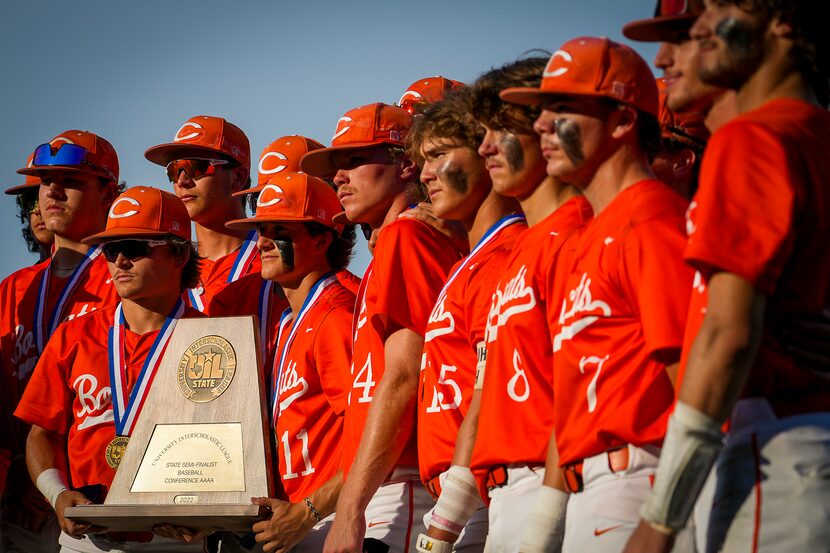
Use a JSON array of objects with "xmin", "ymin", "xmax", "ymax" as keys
[{"xmin": 66, "ymin": 316, "xmax": 273, "ymax": 531}]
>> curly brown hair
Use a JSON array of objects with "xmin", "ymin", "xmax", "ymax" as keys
[
  {"xmin": 406, "ymin": 88, "xmax": 485, "ymax": 166},
  {"xmin": 469, "ymin": 57, "xmax": 548, "ymax": 133}
]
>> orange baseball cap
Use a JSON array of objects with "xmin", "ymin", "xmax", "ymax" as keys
[
  {"xmin": 226, "ymin": 172, "xmax": 343, "ymax": 232},
  {"xmin": 83, "ymin": 186, "xmax": 191, "ymax": 244},
  {"xmin": 657, "ymin": 78, "xmax": 709, "ymax": 147},
  {"xmin": 6, "ymin": 153, "xmax": 41, "ymax": 195},
  {"xmin": 500, "ymin": 37, "xmax": 659, "ymax": 118},
  {"xmin": 300, "ymin": 103, "xmax": 412, "ymax": 178},
  {"xmin": 398, "ymin": 76, "xmax": 466, "ymax": 114},
  {"xmin": 144, "ymin": 115, "xmax": 251, "ymax": 169},
  {"xmin": 18, "ymin": 130, "xmax": 119, "ymax": 183},
  {"xmin": 238, "ymin": 135, "xmax": 326, "ymax": 196},
  {"xmin": 623, "ymin": 0, "xmax": 704, "ymax": 42}
]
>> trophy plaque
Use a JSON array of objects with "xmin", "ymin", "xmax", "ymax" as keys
[{"xmin": 65, "ymin": 316, "xmax": 273, "ymax": 531}]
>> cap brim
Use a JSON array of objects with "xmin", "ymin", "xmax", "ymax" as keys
[
  {"xmin": 232, "ymin": 184, "xmax": 265, "ymax": 198},
  {"xmin": 5, "ymin": 182, "xmax": 39, "ymax": 195},
  {"xmin": 17, "ymin": 165, "xmax": 113, "ymax": 181},
  {"xmin": 622, "ymin": 14, "xmax": 698, "ymax": 42},
  {"xmin": 332, "ymin": 210, "xmax": 350, "ymax": 224},
  {"xmin": 225, "ymin": 213, "xmax": 321, "ymax": 231},
  {"xmin": 499, "ymin": 87, "xmax": 549, "ymax": 106},
  {"xmin": 82, "ymin": 228, "xmax": 177, "ymax": 245},
  {"xmin": 300, "ymin": 141, "xmax": 402, "ymax": 178},
  {"xmin": 144, "ymin": 143, "xmax": 236, "ymax": 167}
]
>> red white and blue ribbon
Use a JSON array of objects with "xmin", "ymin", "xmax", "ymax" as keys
[
  {"xmin": 33, "ymin": 245, "xmax": 103, "ymax": 354},
  {"xmin": 270, "ymin": 273, "xmax": 339, "ymax": 422},
  {"xmin": 258, "ymin": 279, "xmax": 275, "ymax": 360},
  {"xmin": 436, "ymin": 214, "xmax": 525, "ymax": 298},
  {"xmin": 188, "ymin": 230, "xmax": 258, "ymax": 312},
  {"xmin": 108, "ymin": 299, "xmax": 185, "ymax": 436}
]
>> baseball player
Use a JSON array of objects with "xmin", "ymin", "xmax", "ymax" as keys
[
  {"xmin": 406, "ymin": 89, "xmax": 526, "ymax": 553},
  {"xmin": 6, "ymin": 154, "xmax": 54, "ymax": 261},
  {"xmin": 145, "ymin": 115, "xmax": 259, "ymax": 313},
  {"xmin": 15, "ymin": 186, "xmax": 205, "ymax": 552},
  {"xmin": 301, "ymin": 102, "xmax": 463, "ymax": 553},
  {"xmin": 0, "ymin": 131, "xmax": 120, "ymax": 553},
  {"xmin": 502, "ymin": 37, "xmax": 694, "ymax": 552},
  {"xmin": 225, "ymin": 172, "xmax": 356, "ymax": 552},
  {"xmin": 210, "ymin": 135, "xmax": 328, "ymax": 373},
  {"xmin": 624, "ymin": 1, "xmax": 830, "ymax": 552},
  {"xmin": 420, "ymin": 57, "xmax": 590, "ymax": 553}
]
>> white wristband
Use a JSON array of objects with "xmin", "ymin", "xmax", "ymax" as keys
[
  {"xmin": 36, "ymin": 468, "xmax": 69, "ymax": 510},
  {"xmin": 416, "ymin": 533, "xmax": 454, "ymax": 553},
  {"xmin": 519, "ymin": 485, "xmax": 569, "ymax": 553},
  {"xmin": 430, "ymin": 465, "xmax": 480, "ymax": 536},
  {"xmin": 640, "ymin": 401, "xmax": 723, "ymax": 533}
]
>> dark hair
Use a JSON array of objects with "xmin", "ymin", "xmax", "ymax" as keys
[
  {"xmin": 730, "ymin": 0, "xmax": 829, "ymax": 106},
  {"xmin": 14, "ymin": 190, "xmax": 40, "ymax": 254},
  {"xmin": 636, "ymin": 111, "xmax": 663, "ymax": 160},
  {"xmin": 168, "ymin": 239, "xmax": 202, "ymax": 290},
  {"xmin": 407, "ymin": 88, "xmax": 485, "ymax": 166},
  {"xmin": 303, "ymin": 222, "xmax": 356, "ymax": 271},
  {"xmin": 470, "ymin": 57, "xmax": 548, "ymax": 133}
]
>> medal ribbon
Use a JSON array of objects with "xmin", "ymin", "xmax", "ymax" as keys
[
  {"xmin": 108, "ymin": 298, "xmax": 185, "ymax": 436},
  {"xmin": 33, "ymin": 246, "xmax": 103, "ymax": 354},
  {"xmin": 188, "ymin": 230, "xmax": 258, "ymax": 312},
  {"xmin": 258, "ymin": 279, "xmax": 274, "ymax": 360},
  {"xmin": 436, "ymin": 214, "xmax": 525, "ymax": 299},
  {"xmin": 270, "ymin": 273, "xmax": 339, "ymax": 422}
]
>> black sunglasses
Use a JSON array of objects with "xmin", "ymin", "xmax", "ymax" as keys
[{"xmin": 101, "ymin": 239, "xmax": 168, "ymax": 262}]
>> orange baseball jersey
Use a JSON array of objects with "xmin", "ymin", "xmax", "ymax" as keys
[
  {"xmin": 681, "ymin": 99, "xmax": 830, "ymax": 415},
  {"xmin": 552, "ymin": 180, "xmax": 691, "ymax": 466},
  {"xmin": 342, "ymin": 219, "xmax": 464, "ymax": 473},
  {"xmin": 471, "ymin": 197, "xmax": 592, "ymax": 493},
  {"xmin": 418, "ymin": 216, "xmax": 527, "ymax": 484},
  {"xmin": 336, "ymin": 268, "xmax": 362, "ymax": 296},
  {"xmin": 14, "ymin": 304, "xmax": 201, "ymax": 491},
  {"xmin": 208, "ymin": 274, "xmax": 288, "ymax": 373},
  {"xmin": 0, "ymin": 252, "xmax": 116, "ymax": 453},
  {"xmin": 271, "ymin": 275, "xmax": 355, "ymax": 501},
  {"xmin": 185, "ymin": 230, "xmax": 261, "ymax": 312}
]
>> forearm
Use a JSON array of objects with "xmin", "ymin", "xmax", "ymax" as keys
[
  {"xmin": 450, "ymin": 389, "xmax": 481, "ymax": 467},
  {"xmin": 542, "ymin": 427, "xmax": 566, "ymax": 491},
  {"xmin": 678, "ymin": 289, "xmax": 765, "ymax": 421},
  {"xmin": 308, "ymin": 469, "xmax": 344, "ymax": 519},
  {"xmin": 26, "ymin": 424, "xmax": 68, "ymax": 484}
]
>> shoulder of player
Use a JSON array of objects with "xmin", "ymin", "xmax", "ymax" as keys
[
  {"xmin": 613, "ymin": 179, "xmax": 689, "ymax": 229},
  {"xmin": 376, "ymin": 217, "xmax": 457, "ymax": 252},
  {"xmin": 53, "ymin": 304, "xmax": 116, "ymax": 342},
  {"xmin": 2, "ymin": 258, "xmax": 49, "ymax": 292}
]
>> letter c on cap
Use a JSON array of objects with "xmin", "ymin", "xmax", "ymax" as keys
[
  {"xmin": 109, "ymin": 197, "xmax": 140, "ymax": 219},
  {"xmin": 544, "ymin": 50, "xmax": 573, "ymax": 78},
  {"xmin": 398, "ymin": 90, "xmax": 422, "ymax": 105},
  {"xmin": 332, "ymin": 116, "xmax": 353, "ymax": 141},
  {"xmin": 259, "ymin": 151, "xmax": 289, "ymax": 175},
  {"xmin": 257, "ymin": 184, "xmax": 284, "ymax": 207},
  {"xmin": 175, "ymin": 122, "xmax": 203, "ymax": 142}
]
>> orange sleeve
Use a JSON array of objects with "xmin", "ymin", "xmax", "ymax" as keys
[
  {"xmin": 685, "ymin": 121, "xmax": 796, "ymax": 295},
  {"xmin": 372, "ymin": 219, "xmax": 459, "ymax": 336},
  {"xmin": 314, "ymin": 305, "xmax": 354, "ymax": 416},
  {"xmin": 14, "ymin": 326, "xmax": 75, "ymax": 434}
]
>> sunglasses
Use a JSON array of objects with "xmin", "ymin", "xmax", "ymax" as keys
[
  {"xmin": 32, "ymin": 143, "xmax": 116, "ymax": 181},
  {"xmin": 166, "ymin": 158, "xmax": 230, "ymax": 183},
  {"xmin": 102, "ymin": 239, "xmax": 168, "ymax": 262}
]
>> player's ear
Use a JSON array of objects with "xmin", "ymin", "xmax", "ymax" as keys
[
  {"xmin": 230, "ymin": 166, "xmax": 250, "ymax": 194},
  {"xmin": 397, "ymin": 155, "xmax": 419, "ymax": 184},
  {"xmin": 610, "ymin": 105, "xmax": 638, "ymax": 140},
  {"xmin": 673, "ymin": 148, "xmax": 697, "ymax": 181}
]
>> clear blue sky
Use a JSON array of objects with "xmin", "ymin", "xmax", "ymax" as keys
[{"xmin": 0, "ymin": 0, "xmax": 659, "ymax": 280}]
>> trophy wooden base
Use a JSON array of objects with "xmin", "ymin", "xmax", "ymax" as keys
[{"xmin": 64, "ymin": 504, "xmax": 263, "ymax": 532}]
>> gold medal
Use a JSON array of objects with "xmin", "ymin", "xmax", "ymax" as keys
[{"xmin": 105, "ymin": 435, "xmax": 130, "ymax": 469}]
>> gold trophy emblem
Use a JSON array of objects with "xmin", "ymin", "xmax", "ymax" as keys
[{"xmin": 177, "ymin": 335, "xmax": 237, "ymax": 403}]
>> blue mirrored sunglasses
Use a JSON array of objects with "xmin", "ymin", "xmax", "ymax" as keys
[{"xmin": 32, "ymin": 143, "xmax": 116, "ymax": 181}]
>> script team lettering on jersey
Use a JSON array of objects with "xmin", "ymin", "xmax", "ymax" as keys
[
  {"xmin": 553, "ymin": 272, "xmax": 612, "ymax": 352},
  {"xmin": 73, "ymin": 373, "xmax": 113, "ymax": 431},
  {"xmin": 485, "ymin": 265, "xmax": 536, "ymax": 343}
]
